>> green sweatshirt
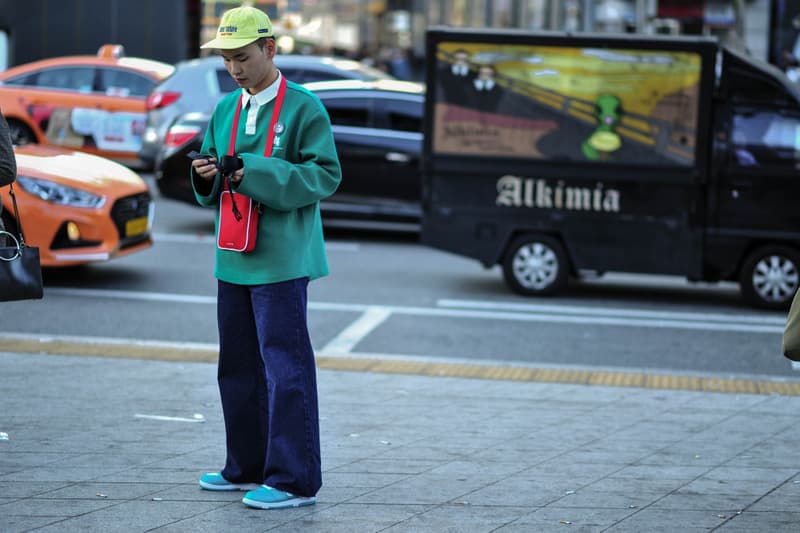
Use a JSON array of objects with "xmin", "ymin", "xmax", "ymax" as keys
[{"xmin": 191, "ymin": 79, "xmax": 341, "ymax": 285}]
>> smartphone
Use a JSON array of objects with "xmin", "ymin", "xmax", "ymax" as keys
[{"xmin": 186, "ymin": 150, "xmax": 206, "ymax": 161}]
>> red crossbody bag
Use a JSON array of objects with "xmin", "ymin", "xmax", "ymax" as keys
[{"xmin": 217, "ymin": 76, "xmax": 286, "ymax": 252}]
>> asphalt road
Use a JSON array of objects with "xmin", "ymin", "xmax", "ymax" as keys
[{"xmin": 1, "ymin": 181, "xmax": 795, "ymax": 382}]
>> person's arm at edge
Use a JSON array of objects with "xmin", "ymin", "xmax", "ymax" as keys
[
  {"xmin": 0, "ymin": 112, "xmax": 17, "ymax": 187},
  {"xmin": 190, "ymin": 114, "xmax": 222, "ymax": 207}
]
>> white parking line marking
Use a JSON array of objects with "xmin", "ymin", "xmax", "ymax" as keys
[
  {"xmin": 152, "ymin": 233, "xmax": 215, "ymax": 244},
  {"xmin": 46, "ymin": 287, "xmax": 216, "ymax": 304},
  {"xmin": 41, "ymin": 288, "xmax": 783, "ymax": 333},
  {"xmin": 152, "ymin": 233, "xmax": 361, "ymax": 251},
  {"xmin": 436, "ymin": 298, "xmax": 785, "ymax": 325},
  {"xmin": 0, "ymin": 331, "xmax": 218, "ymax": 351},
  {"xmin": 321, "ymin": 306, "xmax": 393, "ymax": 355},
  {"xmin": 134, "ymin": 414, "xmax": 205, "ymax": 423}
]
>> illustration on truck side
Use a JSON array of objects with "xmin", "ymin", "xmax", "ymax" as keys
[{"xmin": 433, "ymin": 41, "xmax": 700, "ymax": 166}]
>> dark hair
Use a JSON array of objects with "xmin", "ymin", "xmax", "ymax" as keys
[{"xmin": 255, "ymin": 37, "xmax": 275, "ymax": 50}]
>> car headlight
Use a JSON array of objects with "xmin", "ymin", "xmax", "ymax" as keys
[{"xmin": 16, "ymin": 176, "xmax": 106, "ymax": 208}]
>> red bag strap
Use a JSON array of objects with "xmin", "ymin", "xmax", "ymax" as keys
[
  {"xmin": 228, "ymin": 75, "xmax": 287, "ymax": 157},
  {"xmin": 223, "ymin": 75, "xmax": 287, "ymax": 217}
]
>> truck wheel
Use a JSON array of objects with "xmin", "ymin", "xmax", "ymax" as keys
[
  {"xmin": 739, "ymin": 245, "xmax": 800, "ymax": 310},
  {"xmin": 7, "ymin": 120, "xmax": 36, "ymax": 145},
  {"xmin": 502, "ymin": 234, "xmax": 569, "ymax": 296}
]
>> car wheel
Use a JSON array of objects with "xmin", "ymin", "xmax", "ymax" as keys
[
  {"xmin": 7, "ymin": 120, "xmax": 36, "ymax": 145},
  {"xmin": 739, "ymin": 245, "xmax": 800, "ymax": 309},
  {"xmin": 502, "ymin": 234, "xmax": 569, "ymax": 296}
]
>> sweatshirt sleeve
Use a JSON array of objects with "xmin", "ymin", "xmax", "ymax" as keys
[
  {"xmin": 235, "ymin": 101, "xmax": 341, "ymax": 212},
  {"xmin": 0, "ymin": 113, "xmax": 17, "ymax": 187},
  {"xmin": 191, "ymin": 115, "xmax": 223, "ymax": 207}
]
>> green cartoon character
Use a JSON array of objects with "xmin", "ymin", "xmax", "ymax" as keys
[{"xmin": 582, "ymin": 94, "xmax": 623, "ymax": 161}]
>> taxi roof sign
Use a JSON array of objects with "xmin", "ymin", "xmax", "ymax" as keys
[{"xmin": 97, "ymin": 44, "xmax": 125, "ymax": 58}]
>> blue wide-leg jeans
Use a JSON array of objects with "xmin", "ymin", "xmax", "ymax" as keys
[{"xmin": 216, "ymin": 277, "xmax": 321, "ymax": 497}]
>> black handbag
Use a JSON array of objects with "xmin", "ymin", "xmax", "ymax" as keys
[{"xmin": 0, "ymin": 183, "xmax": 43, "ymax": 302}]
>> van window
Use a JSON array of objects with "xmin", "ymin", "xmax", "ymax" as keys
[
  {"xmin": 36, "ymin": 67, "xmax": 95, "ymax": 92},
  {"xmin": 730, "ymin": 109, "xmax": 800, "ymax": 169},
  {"xmin": 2, "ymin": 72, "xmax": 36, "ymax": 86},
  {"xmin": 214, "ymin": 68, "xmax": 238, "ymax": 93},
  {"xmin": 388, "ymin": 111, "xmax": 421, "ymax": 132},
  {"xmin": 726, "ymin": 67, "xmax": 791, "ymax": 104},
  {"xmin": 98, "ymin": 68, "xmax": 155, "ymax": 97},
  {"xmin": 322, "ymin": 98, "xmax": 370, "ymax": 127},
  {"xmin": 380, "ymin": 98, "xmax": 422, "ymax": 132},
  {"xmin": 0, "ymin": 31, "xmax": 8, "ymax": 72}
]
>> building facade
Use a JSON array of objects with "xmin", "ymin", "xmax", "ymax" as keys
[{"xmin": 0, "ymin": 1, "xmax": 775, "ymax": 73}]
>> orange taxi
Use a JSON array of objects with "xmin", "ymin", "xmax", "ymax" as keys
[
  {"xmin": 0, "ymin": 45, "xmax": 174, "ymax": 167},
  {"xmin": 2, "ymin": 144, "xmax": 153, "ymax": 267}
]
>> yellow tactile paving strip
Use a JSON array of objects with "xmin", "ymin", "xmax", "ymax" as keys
[
  {"xmin": 5, "ymin": 337, "xmax": 800, "ymax": 396},
  {"xmin": 314, "ymin": 357, "xmax": 800, "ymax": 396},
  {"xmin": 1, "ymin": 338, "xmax": 219, "ymax": 363}
]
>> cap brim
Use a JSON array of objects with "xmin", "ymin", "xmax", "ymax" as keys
[{"xmin": 200, "ymin": 36, "xmax": 261, "ymax": 50}]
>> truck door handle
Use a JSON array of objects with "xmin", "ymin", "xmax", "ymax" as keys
[{"xmin": 385, "ymin": 152, "xmax": 411, "ymax": 164}]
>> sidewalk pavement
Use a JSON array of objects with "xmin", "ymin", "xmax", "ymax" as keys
[{"xmin": 1, "ymin": 351, "xmax": 799, "ymax": 533}]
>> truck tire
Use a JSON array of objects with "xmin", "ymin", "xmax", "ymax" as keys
[
  {"xmin": 739, "ymin": 245, "xmax": 800, "ymax": 310},
  {"xmin": 502, "ymin": 234, "xmax": 569, "ymax": 296}
]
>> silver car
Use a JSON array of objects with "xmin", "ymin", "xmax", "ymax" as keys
[{"xmin": 139, "ymin": 55, "xmax": 394, "ymax": 169}]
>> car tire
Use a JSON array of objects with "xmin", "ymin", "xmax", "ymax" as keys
[
  {"xmin": 7, "ymin": 120, "xmax": 36, "ymax": 145},
  {"xmin": 502, "ymin": 234, "xmax": 569, "ymax": 296},
  {"xmin": 739, "ymin": 245, "xmax": 800, "ymax": 310}
]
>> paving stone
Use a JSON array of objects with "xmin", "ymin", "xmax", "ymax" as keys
[
  {"xmin": 0, "ymin": 515, "xmax": 67, "ymax": 533},
  {"xmin": 28, "ymin": 500, "xmax": 230, "ymax": 532},
  {"xmin": 379, "ymin": 503, "xmax": 529, "ymax": 532},
  {"xmin": 717, "ymin": 511, "xmax": 800, "ymax": 531},
  {"xmin": 498, "ymin": 506, "xmax": 639, "ymax": 532},
  {"xmin": 603, "ymin": 508, "xmax": 730, "ymax": 531},
  {"xmin": 0, "ymin": 496, "xmax": 118, "ymax": 517}
]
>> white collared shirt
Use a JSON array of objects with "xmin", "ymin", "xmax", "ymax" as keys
[
  {"xmin": 451, "ymin": 64, "xmax": 468, "ymax": 77},
  {"xmin": 473, "ymin": 78, "xmax": 495, "ymax": 92},
  {"xmin": 240, "ymin": 71, "xmax": 282, "ymax": 135}
]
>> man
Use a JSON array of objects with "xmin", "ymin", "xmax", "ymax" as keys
[
  {"xmin": 471, "ymin": 64, "xmax": 504, "ymax": 113},
  {"xmin": 190, "ymin": 5, "xmax": 341, "ymax": 510},
  {"xmin": 0, "ymin": 111, "xmax": 17, "ymax": 246},
  {"xmin": 437, "ymin": 48, "xmax": 472, "ymax": 108}
]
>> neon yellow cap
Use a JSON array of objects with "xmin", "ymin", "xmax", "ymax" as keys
[{"xmin": 201, "ymin": 6, "xmax": 274, "ymax": 50}]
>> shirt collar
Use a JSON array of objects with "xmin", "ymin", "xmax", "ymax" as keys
[{"xmin": 240, "ymin": 70, "xmax": 282, "ymax": 108}]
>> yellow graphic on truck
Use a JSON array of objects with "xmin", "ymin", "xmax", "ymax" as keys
[{"xmin": 433, "ymin": 41, "xmax": 702, "ymax": 166}]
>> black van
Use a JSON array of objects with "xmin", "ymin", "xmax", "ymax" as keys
[{"xmin": 420, "ymin": 28, "xmax": 800, "ymax": 309}]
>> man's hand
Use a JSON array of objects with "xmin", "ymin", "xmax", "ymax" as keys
[
  {"xmin": 219, "ymin": 155, "xmax": 244, "ymax": 185},
  {"xmin": 229, "ymin": 168, "xmax": 244, "ymax": 185},
  {"xmin": 192, "ymin": 157, "xmax": 218, "ymax": 181}
]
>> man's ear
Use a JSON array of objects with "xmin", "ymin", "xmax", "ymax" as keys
[{"xmin": 265, "ymin": 38, "xmax": 277, "ymax": 59}]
